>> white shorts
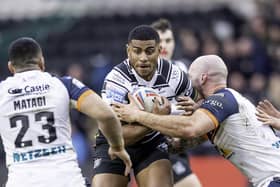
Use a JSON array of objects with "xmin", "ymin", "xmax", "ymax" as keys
[{"xmin": 6, "ymin": 159, "xmax": 86, "ymax": 187}]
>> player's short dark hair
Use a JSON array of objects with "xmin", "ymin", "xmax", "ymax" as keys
[
  {"xmin": 8, "ymin": 37, "xmax": 42, "ymax": 68},
  {"xmin": 151, "ymin": 18, "xmax": 172, "ymax": 32},
  {"xmin": 128, "ymin": 25, "xmax": 160, "ymax": 43}
]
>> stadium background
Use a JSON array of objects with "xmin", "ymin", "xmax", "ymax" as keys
[{"xmin": 0, "ymin": 0, "xmax": 279, "ymax": 186}]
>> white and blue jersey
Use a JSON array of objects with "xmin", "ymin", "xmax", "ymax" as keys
[
  {"xmin": 0, "ymin": 70, "xmax": 91, "ymax": 187},
  {"xmin": 99, "ymin": 58, "xmax": 197, "ymax": 145},
  {"xmin": 198, "ymin": 88, "xmax": 280, "ymax": 187}
]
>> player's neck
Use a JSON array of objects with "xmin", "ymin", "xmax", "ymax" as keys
[
  {"xmin": 15, "ymin": 66, "xmax": 41, "ymax": 73},
  {"xmin": 142, "ymin": 69, "xmax": 157, "ymax": 81},
  {"xmin": 204, "ymin": 84, "xmax": 226, "ymax": 97}
]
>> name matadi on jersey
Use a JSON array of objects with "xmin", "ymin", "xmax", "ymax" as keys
[
  {"xmin": 99, "ymin": 58, "xmax": 197, "ymax": 145},
  {"xmin": 197, "ymin": 88, "xmax": 280, "ymax": 187},
  {"xmin": 0, "ymin": 70, "xmax": 92, "ymax": 166}
]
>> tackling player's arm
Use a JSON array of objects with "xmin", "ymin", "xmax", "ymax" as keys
[
  {"xmin": 131, "ymin": 109, "xmax": 215, "ymax": 139},
  {"xmin": 78, "ymin": 90, "xmax": 132, "ymax": 176},
  {"xmin": 60, "ymin": 76, "xmax": 125, "ymax": 148},
  {"xmin": 60, "ymin": 76, "xmax": 131, "ymax": 176},
  {"xmin": 116, "ymin": 91, "xmax": 238, "ymax": 140},
  {"xmin": 115, "ymin": 94, "xmax": 215, "ymax": 138},
  {"xmin": 78, "ymin": 90, "xmax": 124, "ymax": 150}
]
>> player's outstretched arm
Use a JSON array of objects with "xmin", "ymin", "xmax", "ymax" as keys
[
  {"xmin": 78, "ymin": 91, "xmax": 132, "ymax": 176},
  {"xmin": 168, "ymin": 136, "xmax": 207, "ymax": 153},
  {"xmin": 114, "ymin": 94, "xmax": 215, "ymax": 139}
]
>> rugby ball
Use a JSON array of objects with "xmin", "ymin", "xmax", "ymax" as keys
[{"xmin": 132, "ymin": 87, "xmax": 160, "ymax": 112}]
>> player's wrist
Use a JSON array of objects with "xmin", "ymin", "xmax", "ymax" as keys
[
  {"xmin": 109, "ymin": 139, "xmax": 125, "ymax": 152},
  {"xmin": 134, "ymin": 110, "xmax": 145, "ymax": 123}
]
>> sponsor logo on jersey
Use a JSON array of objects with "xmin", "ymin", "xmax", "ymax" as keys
[
  {"xmin": 106, "ymin": 90, "xmax": 126, "ymax": 103},
  {"xmin": 8, "ymin": 84, "xmax": 50, "ymax": 95},
  {"xmin": 8, "ymin": 88, "xmax": 22, "ymax": 94},
  {"xmin": 203, "ymin": 99, "xmax": 224, "ymax": 109},
  {"xmin": 272, "ymin": 140, "xmax": 280, "ymax": 149},
  {"xmin": 13, "ymin": 145, "xmax": 67, "ymax": 163}
]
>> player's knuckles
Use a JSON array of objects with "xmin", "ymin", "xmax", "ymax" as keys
[{"xmin": 177, "ymin": 101, "xmax": 187, "ymax": 105}]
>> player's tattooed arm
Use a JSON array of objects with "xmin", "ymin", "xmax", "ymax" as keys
[{"xmin": 168, "ymin": 136, "xmax": 207, "ymax": 153}]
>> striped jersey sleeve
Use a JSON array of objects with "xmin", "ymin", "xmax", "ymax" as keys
[
  {"xmin": 170, "ymin": 64, "xmax": 196, "ymax": 99},
  {"xmin": 101, "ymin": 66, "xmax": 131, "ymax": 105}
]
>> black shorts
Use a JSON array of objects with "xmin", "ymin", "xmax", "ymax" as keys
[
  {"xmin": 170, "ymin": 152, "xmax": 192, "ymax": 183},
  {"xmin": 93, "ymin": 136, "xmax": 169, "ymax": 177}
]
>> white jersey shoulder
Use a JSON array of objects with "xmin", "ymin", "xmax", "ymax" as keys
[{"xmin": 208, "ymin": 88, "xmax": 280, "ymax": 187}]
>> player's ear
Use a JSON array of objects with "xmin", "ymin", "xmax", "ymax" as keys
[
  {"xmin": 39, "ymin": 56, "xmax": 45, "ymax": 71},
  {"xmin": 8, "ymin": 61, "xmax": 15, "ymax": 74},
  {"xmin": 126, "ymin": 44, "xmax": 131, "ymax": 58},
  {"xmin": 201, "ymin": 73, "xmax": 207, "ymax": 85},
  {"xmin": 126, "ymin": 43, "xmax": 129, "ymax": 53},
  {"xmin": 158, "ymin": 44, "xmax": 162, "ymax": 53}
]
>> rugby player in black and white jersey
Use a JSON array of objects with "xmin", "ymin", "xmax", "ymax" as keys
[
  {"xmin": 92, "ymin": 25, "xmax": 200, "ymax": 187},
  {"xmin": 151, "ymin": 18, "xmax": 202, "ymax": 187}
]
